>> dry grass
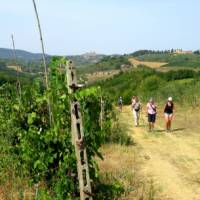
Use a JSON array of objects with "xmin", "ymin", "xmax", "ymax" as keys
[
  {"xmin": 86, "ymin": 70, "xmax": 120, "ymax": 83},
  {"xmin": 6, "ymin": 66, "xmax": 23, "ymax": 72},
  {"xmin": 0, "ymin": 168, "xmax": 36, "ymax": 200},
  {"xmin": 0, "ymin": 180, "xmax": 35, "ymax": 200},
  {"xmin": 98, "ymin": 105, "xmax": 200, "ymax": 200},
  {"xmin": 97, "ymin": 144, "xmax": 163, "ymax": 200},
  {"xmin": 129, "ymin": 58, "xmax": 167, "ymax": 69}
]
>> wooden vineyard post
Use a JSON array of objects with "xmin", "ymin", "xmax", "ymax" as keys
[
  {"xmin": 66, "ymin": 60, "xmax": 93, "ymax": 200},
  {"xmin": 32, "ymin": 0, "xmax": 54, "ymax": 126},
  {"xmin": 11, "ymin": 34, "xmax": 22, "ymax": 101},
  {"xmin": 100, "ymin": 96, "xmax": 104, "ymax": 130}
]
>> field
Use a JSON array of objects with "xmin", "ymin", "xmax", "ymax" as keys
[
  {"xmin": 129, "ymin": 58, "xmax": 167, "ymax": 69},
  {"xmin": 98, "ymin": 105, "xmax": 200, "ymax": 200},
  {"xmin": 135, "ymin": 53, "xmax": 200, "ymax": 68},
  {"xmin": 85, "ymin": 70, "xmax": 120, "ymax": 84},
  {"xmin": 79, "ymin": 54, "xmax": 200, "ymax": 85},
  {"xmin": 6, "ymin": 65, "xmax": 22, "ymax": 72}
]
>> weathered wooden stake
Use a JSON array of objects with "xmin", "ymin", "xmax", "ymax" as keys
[
  {"xmin": 32, "ymin": 0, "xmax": 53, "ymax": 125},
  {"xmin": 100, "ymin": 96, "xmax": 104, "ymax": 130},
  {"xmin": 66, "ymin": 60, "xmax": 93, "ymax": 200},
  {"xmin": 11, "ymin": 34, "xmax": 22, "ymax": 101}
]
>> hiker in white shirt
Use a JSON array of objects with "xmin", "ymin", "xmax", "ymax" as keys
[{"xmin": 132, "ymin": 96, "xmax": 141, "ymax": 127}]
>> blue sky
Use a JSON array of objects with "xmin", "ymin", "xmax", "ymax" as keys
[{"xmin": 0, "ymin": 0, "xmax": 200, "ymax": 55}]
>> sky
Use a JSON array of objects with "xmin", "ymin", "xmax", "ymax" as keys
[{"xmin": 0, "ymin": 0, "xmax": 200, "ymax": 55}]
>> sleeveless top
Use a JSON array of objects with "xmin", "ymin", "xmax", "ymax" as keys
[{"xmin": 164, "ymin": 102, "xmax": 174, "ymax": 114}]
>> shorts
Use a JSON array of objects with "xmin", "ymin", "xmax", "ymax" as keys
[
  {"xmin": 148, "ymin": 114, "xmax": 156, "ymax": 123},
  {"xmin": 164, "ymin": 113, "xmax": 173, "ymax": 118}
]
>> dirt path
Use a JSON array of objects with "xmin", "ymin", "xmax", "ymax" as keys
[{"xmin": 120, "ymin": 106, "xmax": 200, "ymax": 200}]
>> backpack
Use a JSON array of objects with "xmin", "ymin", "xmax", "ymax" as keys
[
  {"xmin": 118, "ymin": 98, "xmax": 122, "ymax": 105},
  {"xmin": 150, "ymin": 103, "xmax": 157, "ymax": 114},
  {"xmin": 134, "ymin": 102, "xmax": 140, "ymax": 112}
]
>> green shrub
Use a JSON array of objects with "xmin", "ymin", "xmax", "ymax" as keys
[
  {"xmin": 0, "ymin": 57, "xmax": 116, "ymax": 199},
  {"xmin": 95, "ymin": 67, "xmax": 200, "ymax": 107},
  {"xmin": 105, "ymin": 119, "xmax": 134, "ymax": 146}
]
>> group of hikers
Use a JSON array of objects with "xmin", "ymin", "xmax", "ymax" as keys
[{"xmin": 118, "ymin": 96, "xmax": 174, "ymax": 132}]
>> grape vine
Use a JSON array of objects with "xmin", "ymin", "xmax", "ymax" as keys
[{"xmin": 0, "ymin": 57, "xmax": 113, "ymax": 199}]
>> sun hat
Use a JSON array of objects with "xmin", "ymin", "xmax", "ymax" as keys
[{"xmin": 168, "ymin": 97, "xmax": 172, "ymax": 101}]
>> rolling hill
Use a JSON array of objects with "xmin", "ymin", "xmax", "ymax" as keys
[
  {"xmin": 135, "ymin": 53, "xmax": 200, "ymax": 68},
  {"xmin": 0, "ymin": 48, "xmax": 50, "ymax": 61},
  {"xmin": 0, "ymin": 48, "xmax": 104, "ymax": 66}
]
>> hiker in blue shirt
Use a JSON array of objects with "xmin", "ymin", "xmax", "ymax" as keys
[{"xmin": 118, "ymin": 96, "xmax": 123, "ymax": 111}]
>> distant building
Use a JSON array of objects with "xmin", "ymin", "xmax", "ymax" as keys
[
  {"xmin": 174, "ymin": 49, "xmax": 193, "ymax": 54},
  {"xmin": 82, "ymin": 51, "xmax": 97, "ymax": 59}
]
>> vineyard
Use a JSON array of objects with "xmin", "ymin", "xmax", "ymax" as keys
[{"xmin": 0, "ymin": 56, "xmax": 130, "ymax": 199}]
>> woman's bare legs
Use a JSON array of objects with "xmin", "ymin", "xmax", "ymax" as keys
[
  {"xmin": 149, "ymin": 122, "xmax": 154, "ymax": 132},
  {"xmin": 165, "ymin": 115, "xmax": 169, "ymax": 131},
  {"xmin": 165, "ymin": 114, "xmax": 173, "ymax": 131},
  {"xmin": 152, "ymin": 122, "xmax": 155, "ymax": 131},
  {"xmin": 149, "ymin": 123, "xmax": 151, "ymax": 131},
  {"xmin": 168, "ymin": 115, "xmax": 173, "ymax": 131}
]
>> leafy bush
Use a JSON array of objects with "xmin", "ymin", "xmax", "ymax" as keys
[
  {"xmin": 106, "ymin": 121, "xmax": 134, "ymax": 145},
  {"xmin": 0, "ymin": 57, "xmax": 116, "ymax": 199},
  {"xmin": 78, "ymin": 55, "xmax": 132, "ymax": 74},
  {"xmin": 160, "ymin": 69, "xmax": 196, "ymax": 81},
  {"xmin": 137, "ymin": 75, "xmax": 166, "ymax": 100},
  {"xmin": 96, "ymin": 67, "xmax": 200, "ymax": 106}
]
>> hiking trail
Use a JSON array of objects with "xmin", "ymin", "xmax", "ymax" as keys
[{"xmin": 120, "ymin": 105, "xmax": 200, "ymax": 200}]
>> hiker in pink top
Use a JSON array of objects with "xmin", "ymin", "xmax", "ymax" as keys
[{"xmin": 146, "ymin": 98, "xmax": 157, "ymax": 132}]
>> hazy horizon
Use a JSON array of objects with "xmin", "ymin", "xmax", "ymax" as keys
[
  {"xmin": 1, "ymin": 0, "xmax": 200, "ymax": 55},
  {"xmin": 0, "ymin": 47, "xmax": 196, "ymax": 57}
]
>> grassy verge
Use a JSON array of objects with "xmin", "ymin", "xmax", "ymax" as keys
[{"xmin": 97, "ymin": 144, "xmax": 161, "ymax": 200}]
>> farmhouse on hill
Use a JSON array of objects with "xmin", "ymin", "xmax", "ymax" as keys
[{"xmin": 174, "ymin": 49, "xmax": 193, "ymax": 54}]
